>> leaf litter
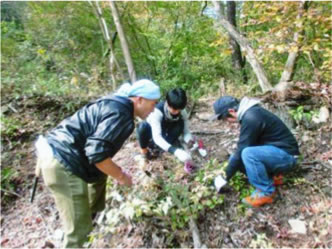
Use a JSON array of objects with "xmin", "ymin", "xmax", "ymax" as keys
[{"xmin": 1, "ymin": 85, "xmax": 331, "ymax": 248}]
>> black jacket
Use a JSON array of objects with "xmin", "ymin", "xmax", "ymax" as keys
[
  {"xmin": 47, "ymin": 95, "xmax": 135, "ymax": 183},
  {"xmin": 226, "ymin": 105, "xmax": 299, "ymax": 181}
]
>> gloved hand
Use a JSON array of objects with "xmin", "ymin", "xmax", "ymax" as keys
[
  {"xmin": 184, "ymin": 160, "xmax": 196, "ymax": 174},
  {"xmin": 214, "ymin": 175, "xmax": 229, "ymax": 193},
  {"xmin": 118, "ymin": 172, "xmax": 133, "ymax": 187},
  {"xmin": 174, "ymin": 149, "xmax": 191, "ymax": 162},
  {"xmin": 197, "ymin": 139, "xmax": 207, "ymax": 157},
  {"xmin": 188, "ymin": 138, "xmax": 207, "ymax": 157},
  {"xmin": 184, "ymin": 133, "xmax": 194, "ymax": 144}
]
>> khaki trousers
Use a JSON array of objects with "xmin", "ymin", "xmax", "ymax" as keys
[{"xmin": 40, "ymin": 156, "xmax": 107, "ymax": 248}]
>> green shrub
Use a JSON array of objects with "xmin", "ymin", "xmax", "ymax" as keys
[
  {"xmin": 1, "ymin": 167, "xmax": 18, "ymax": 204},
  {"xmin": 0, "ymin": 115, "xmax": 22, "ymax": 139}
]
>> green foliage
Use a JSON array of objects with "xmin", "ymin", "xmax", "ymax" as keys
[
  {"xmin": 1, "ymin": 1, "xmax": 26, "ymax": 25},
  {"xmin": 289, "ymin": 106, "xmax": 317, "ymax": 125},
  {"xmin": 242, "ymin": 2, "xmax": 332, "ymax": 84},
  {"xmin": 0, "ymin": 115, "xmax": 22, "ymax": 139},
  {"xmin": 103, "ymin": 158, "xmax": 225, "ymax": 240},
  {"xmin": 1, "ymin": 2, "xmax": 107, "ymax": 100},
  {"xmin": 1, "ymin": 167, "xmax": 18, "ymax": 204},
  {"xmin": 2, "ymin": 1, "xmax": 331, "ymax": 103},
  {"xmin": 250, "ymin": 233, "xmax": 274, "ymax": 248},
  {"xmin": 229, "ymin": 172, "xmax": 254, "ymax": 199},
  {"xmin": 1, "ymin": 167, "xmax": 17, "ymax": 189},
  {"xmin": 117, "ymin": 2, "xmax": 231, "ymax": 97}
]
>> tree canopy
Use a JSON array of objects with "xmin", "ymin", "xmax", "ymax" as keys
[
  {"xmin": 1, "ymin": 2, "xmax": 331, "ymax": 248},
  {"xmin": 1, "ymin": 1, "xmax": 331, "ymax": 98}
]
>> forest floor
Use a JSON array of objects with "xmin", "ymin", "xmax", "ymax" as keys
[{"xmin": 1, "ymin": 93, "xmax": 331, "ymax": 248}]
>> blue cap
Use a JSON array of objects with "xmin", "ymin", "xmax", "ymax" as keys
[
  {"xmin": 115, "ymin": 79, "xmax": 161, "ymax": 100},
  {"xmin": 210, "ymin": 96, "xmax": 239, "ymax": 121}
]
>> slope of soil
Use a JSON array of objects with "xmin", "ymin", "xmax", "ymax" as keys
[{"xmin": 1, "ymin": 94, "xmax": 331, "ymax": 248}]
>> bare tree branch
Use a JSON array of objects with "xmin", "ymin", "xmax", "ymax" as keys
[
  {"xmin": 109, "ymin": 1, "xmax": 137, "ymax": 83},
  {"xmin": 212, "ymin": 0, "xmax": 272, "ymax": 92}
]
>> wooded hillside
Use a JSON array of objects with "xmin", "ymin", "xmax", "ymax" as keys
[
  {"xmin": 2, "ymin": 1, "xmax": 331, "ymax": 97},
  {"xmin": 1, "ymin": 1, "xmax": 331, "ymax": 248}
]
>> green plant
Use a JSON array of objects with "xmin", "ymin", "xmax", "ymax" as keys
[
  {"xmin": 229, "ymin": 172, "xmax": 254, "ymax": 197},
  {"xmin": 289, "ymin": 106, "xmax": 317, "ymax": 125},
  {"xmin": 1, "ymin": 167, "xmax": 18, "ymax": 203},
  {"xmin": 103, "ymin": 158, "xmax": 226, "ymax": 237},
  {"xmin": 0, "ymin": 115, "xmax": 22, "ymax": 138},
  {"xmin": 250, "ymin": 233, "xmax": 274, "ymax": 248}
]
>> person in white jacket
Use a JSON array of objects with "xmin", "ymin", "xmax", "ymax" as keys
[{"xmin": 136, "ymin": 88, "xmax": 194, "ymax": 167}]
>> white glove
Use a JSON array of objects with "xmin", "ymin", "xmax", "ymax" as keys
[
  {"xmin": 214, "ymin": 175, "xmax": 227, "ymax": 192},
  {"xmin": 174, "ymin": 149, "xmax": 191, "ymax": 162},
  {"xmin": 183, "ymin": 133, "xmax": 194, "ymax": 144}
]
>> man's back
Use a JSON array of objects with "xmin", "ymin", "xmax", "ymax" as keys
[
  {"xmin": 239, "ymin": 105, "xmax": 299, "ymax": 156},
  {"xmin": 47, "ymin": 96, "xmax": 135, "ymax": 182}
]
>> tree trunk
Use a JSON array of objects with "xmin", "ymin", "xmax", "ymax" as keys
[
  {"xmin": 109, "ymin": 1, "xmax": 137, "ymax": 83},
  {"xmin": 200, "ymin": 1, "xmax": 208, "ymax": 16},
  {"xmin": 213, "ymin": 0, "xmax": 272, "ymax": 92},
  {"xmin": 278, "ymin": 38, "xmax": 299, "ymax": 84},
  {"xmin": 88, "ymin": 1, "xmax": 124, "ymax": 89},
  {"xmin": 189, "ymin": 218, "xmax": 207, "ymax": 248},
  {"xmin": 219, "ymin": 77, "xmax": 226, "ymax": 96},
  {"xmin": 277, "ymin": 1, "xmax": 308, "ymax": 86},
  {"xmin": 226, "ymin": 1, "xmax": 243, "ymax": 69},
  {"xmin": 226, "ymin": 1, "xmax": 247, "ymax": 83}
]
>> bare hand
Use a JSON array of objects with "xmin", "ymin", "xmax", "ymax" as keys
[{"xmin": 118, "ymin": 172, "xmax": 133, "ymax": 187}]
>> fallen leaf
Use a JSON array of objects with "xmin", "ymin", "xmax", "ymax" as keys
[
  {"xmin": 42, "ymin": 241, "xmax": 55, "ymax": 248},
  {"xmin": 1, "ymin": 238, "xmax": 9, "ymax": 246},
  {"xmin": 288, "ymin": 219, "xmax": 307, "ymax": 234}
]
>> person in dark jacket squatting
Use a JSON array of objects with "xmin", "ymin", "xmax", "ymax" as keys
[
  {"xmin": 35, "ymin": 79, "xmax": 160, "ymax": 247},
  {"xmin": 136, "ymin": 88, "xmax": 199, "ymax": 173},
  {"xmin": 211, "ymin": 96, "xmax": 299, "ymax": 207}
]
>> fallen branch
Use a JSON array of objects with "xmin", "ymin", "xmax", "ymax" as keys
[
  {"xmin": 301, "ymin": 178, "xmax": 328, "ymax": 202},
  {"xmin": 188, "ymin": 101, "xmax": 197, "ymax": 120},
  {"xmin": 192, "ymin": 130, "xmax": 225, "ymax": 135},
  {"xmin": 302, "ymin": 160, "xmax": 332, "ymax": 170},
  {"xmin": 315, "ymin": 160, "xmax": 332, "ymax": 170},
  {"xmin": 1, "ymin": 188, "xmax": 23, "ymax": 198},
  {"xmin": 8, "ymin": 104, "xmax": 18, "ymax": 113},
  {"xmin": 189, "ymin": 217, "xmax": 207, "ymax": 248}
]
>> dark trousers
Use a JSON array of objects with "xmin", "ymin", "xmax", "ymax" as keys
[{"xmin": 137, "ymin": 120, "xmax": 184, "ymax": 149}]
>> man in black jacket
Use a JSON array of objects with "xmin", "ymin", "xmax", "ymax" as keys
[
  {"xmin": 36, "ymin": 79, "xmax": 160, "ymax": 247},
  {"xmin": 211, "ymin": 96, "xmax": 299, "ymax": 207}
]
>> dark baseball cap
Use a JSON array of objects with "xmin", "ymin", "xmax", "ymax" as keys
[{"xmin": 209, "ymin": 96, "xmax": 239, "ymax": 121}]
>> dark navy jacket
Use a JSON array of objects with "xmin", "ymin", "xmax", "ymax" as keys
[
  {"xmin": 47, "ymin": 95, "xmax": 135, "ymax": 183},
  {"xmin": 226, "ymin": 105, "xmax": 300, "ymax": 181}
]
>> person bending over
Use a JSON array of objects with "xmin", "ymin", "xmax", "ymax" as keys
[
  {"xmin": 36, "ymin": 80, "xmax": 160, "ymax": 247},
  {"xmin": 136, "ymin": 88, "xmax": 195, "ymax": 172},
  {"xmin": 211, "ymin": 96, "xmax": 300, "ymax": 207}
]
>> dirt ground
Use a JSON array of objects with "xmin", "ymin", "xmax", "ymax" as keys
[{"xmin": 1, "ymin": 95, "xmax": 331, "ymax": 248}]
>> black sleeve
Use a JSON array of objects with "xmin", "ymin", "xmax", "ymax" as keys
[
  {"xmin": 84, "ymin": 112, "xmax": 133, "ymax": 164},
  {"xmin": 226, "ymin": 113, "xmax": 262, "ymax": 181}
]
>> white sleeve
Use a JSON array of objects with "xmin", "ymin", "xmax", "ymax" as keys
[
  {"xmin": 147, "ymin": 108, "xmax": 172, "ymax": 152},
  {"xmin": 181, "ymin": 109, "xmax": 193, "ymax": 143}
]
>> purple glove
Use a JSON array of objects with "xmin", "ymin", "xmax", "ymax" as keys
[{"xmin": 184, "ymin": 160, "xmax": 196, "ymax": 174}]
